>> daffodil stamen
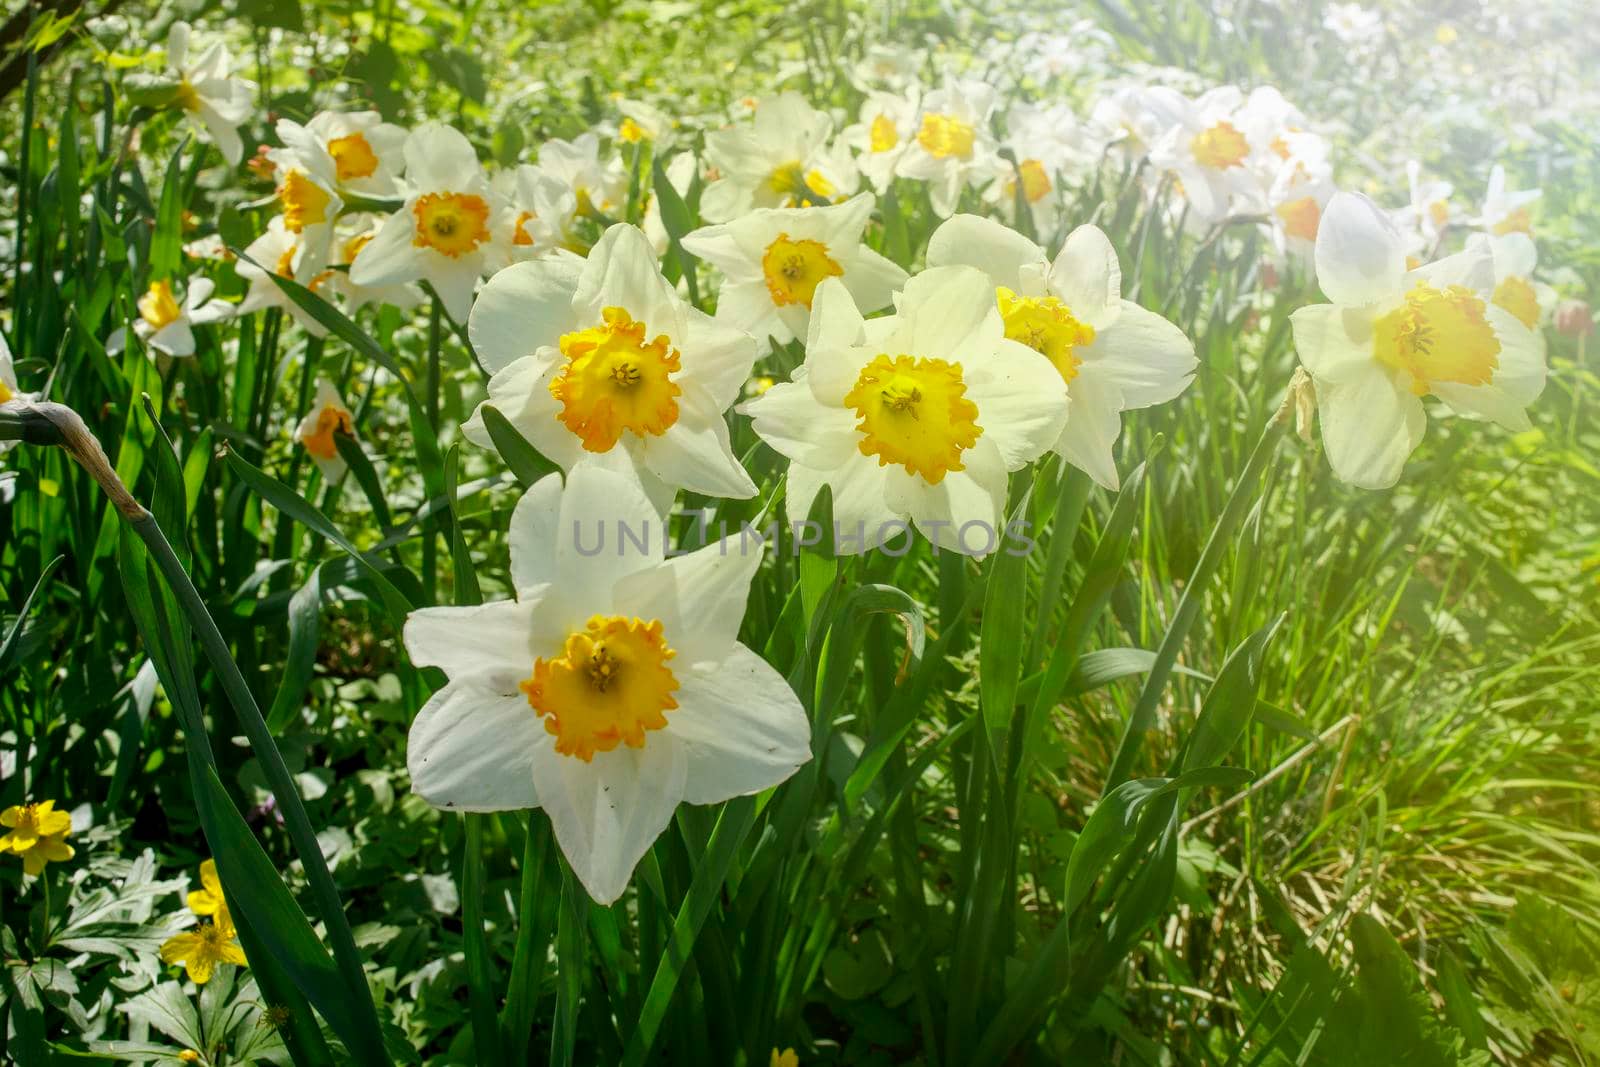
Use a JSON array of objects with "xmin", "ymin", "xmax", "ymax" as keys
[
  {"xmin": 916, "ymin": 113, "xmax": 977, "ymax": 160},
  {"xmin": 552, "ymin": 307, "xmax": 682, "ymax": 451},
  {"xmin": 1191, "ymin": 120, "xmax": 1249, "ymax": 170},
  {"xmin": 844, "ymin": 353, "xmax": 982, "ymax": 484},
  {"xmin": 520, "ymin": 615, "xmax": 680, "ymax": 762}
]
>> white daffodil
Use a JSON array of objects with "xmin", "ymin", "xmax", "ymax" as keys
[
  {"xmin": 1086, "ymin": 85, "xmax": 1190, "ymax": 163},
  {"xmin": 1148, "ymin": 86, "xmax": 1261, "ymax": 223},
  {"xmin": 680, "ymin": 193, "xmax": 908, "ymax": 352},
  {"xmin": 1265, "ymin": 158, "xmax": 1334, "ymax": 263},
  {"xmin": 740, "ymin": 268, "xmax": 1067, "ymax": 556},
  {"xmin": 926, "ymin": 214, "xmax": 1196, "ymax": 489},
  {"xmin": 295, "ymin": 379, "xmax": 357, "ymax": 482},
  {"xmin": 275, "ymin": 111, "xmax": 407, "ymax": 198},
  {"xmin": 464, "ymin": 224, "xmax": 759, "ymax": 508},
  {"xmin": 615, "ymin": 97, "xmax": 675, "ymax": 147},
  {"xmin": 403, "ymin": 464, "xmax": 812, "ymax": 905},
  {"xmin": 350, "ymin": 124, "xmax": 504, "ymax": 322},
  {"xmin": 265, "ymin": 139, "xmax": 343, "ymax": 267},
  {"xmin": 1394, "ymin": 161, "xmax": 1454, "ymax": 258},
  {"xmin": 237, "ymin": 216, "xmax": 331, "ymax": 337},
  {"xmin": 985, "ymin": 101, "xmax": 1086, "ymax": 237},
  {"xmin": 164, "ymin": 22, "xmax": 253, "ymax": 167},
  {"xmin": 841, "ymin": 89, "xmax": 920, "ymax": 193},
  {"xmin": 536, "ymin": 132, "xmax": 628, "ymax": 222},
  {"xmin": 495, "ymin": 165, "xmax": 580, "ymax": 266},
  {"xmin": 1290, "ymin": 192, "xmax": 1546, "ymax": 489},
  {"xmin": 106, "ymin": 276, "xmax": 233, "ymax": 358},
  {"xmin": 895, "ymin": 77, "xmax": 1003, "ymax": 218},
  {"xmin": 700, "ymin": 92, "xmax": 837, "ymax": 222},
  {"xmin": 1473, "ymin": 232, "xmax": 1555, "ymax": 336},
  {"xmin": 1475, "ymin": 164, "xmax": 1540, "ymax": 236}
]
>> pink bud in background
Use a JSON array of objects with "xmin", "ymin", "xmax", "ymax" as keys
[{"xmin": 1556, "ymin": 299, "xmax": 1594, "ymax": 338}]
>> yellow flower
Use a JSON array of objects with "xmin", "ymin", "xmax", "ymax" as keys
[
  {"xmin": 188, "ymin": 859, "xmax": 231, "ymax": 929},
  {"xmin": 160, "ymin": 916, "xmax": 247, "ymax": 985},
  {"xmin": 771, "ymin": 1049, "xmax": 799, "ymax": 1067},
  {"xmin": 0, "ymin": 800, "xmax": 72, "ymax": 854}
]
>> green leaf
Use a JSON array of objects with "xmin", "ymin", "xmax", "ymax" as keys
[
  {"xmin": 265, "ymin": 566, "xmax": 322, "ymax": 733},
  {"xmin": 1180, "ymin": 613, "xmax": 1284, "ymax": 775},
  {"xmin": 480, "ymin": 404, "xmax": 557, "ymax": 489},
  {"xmin": 978, "ymin": 482, "xmax": 1033, "ymax": 764}
]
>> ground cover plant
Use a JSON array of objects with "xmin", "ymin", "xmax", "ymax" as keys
[{"xmin": 1, "ymin": 0, "xmax": 1597, "ymax": 1063}]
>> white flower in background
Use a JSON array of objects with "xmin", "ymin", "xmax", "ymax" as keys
[
  {"xmin": 494, "ymin": 165, "xmax": 579, "ymax": 266},
  {"xmin": 1149, "ymin": 86, "xmax": 1262, "ymax": 223},
  {"xmin": 265, "ymin": 139, "xmax": 343, "ymax": 267},
  {"xmin": 1086, "ymin": 85, "xmax": 1190, "ymax": 162},
  {"xmin": 402, "ymin": 464, "xmax": 812, "ymax": 905},
  {"xmin": 615, "ymin": 97, "xmax": 675, "ymax": 147},
  {"xmin": 1291, "ymin": 192, "xmax": 1546, "ymax": 489},
  {"xmin": 985, "ymin": 101, "xmax": 1088, "ymax": 237},
  {"xmin": 106, "ymin": 276, "xmax": 233, "ymax": 358},
  {"xmin": 350, "ymin": 124, "xmax": 504, "ymax": 322},
  {"xmin": 323, "ymin": 216, "xmax": 425, "ymax": 313},
  {"xmin": 1235, "ymin": 87, "xmax": 1309, "ymax": 176},
  {"xmin": 1322, "ymin": 3, "xmax": 1384, "ymax": 47},
  {"xmin": 681, "ymin": 193, "xmax": 908, "ymax": 351},
  {"xmin": 536, "ymin": 132, "xmax": 628, "ymax": 222},
  {"xmin": 927, "ymin": 214, "xmax": 1196, "ymax": 489},
  {"xmin": 275, "ymin": 111, "xmax": 407, "ymax": 198},
  {"xmin": 1472, "ymin": 232, "xmax": 1555, "ymax": 335},
  {"xmin": 295, "ymin": 379, "xmax": 357, "ymax": 481},
  {"xmin": 237, "ymin": 216, "xmax": 331, "ymax": 337},
  {"xmin": 1394, "ymin": 161, "xmax": 1455, "ymax": 258},
  {"xmin": 740, "ymin": 268, "xmax": 1067, "ymax": 556},
  {"xmin": 164, "ymin": 22, "xmax": 254, "ymax": 167},
  {"xmin": 465, "ymin": 224, "xmax": 758, "ymax": 508},
  {"xmin": 700, "ymin": 92, "xmax": 837, "ymax": 222},
  {"xmin": 850, "ymin": 43, "xmax": 919, "ymax": 90},
  {"xmin": 1265, "ymin": 158, "xmax": 1335, "ymax": 262},
  {"xmin": 840, "ymin": 89, "xmax": 921, "ymax": 193},
  {"xmin": 1475, "ymin": 164, "xmax": 1540, "ymax": 236},
  {"xmin": 895, "ymin": 77, "xmax": 1003, "ymax": 218}
]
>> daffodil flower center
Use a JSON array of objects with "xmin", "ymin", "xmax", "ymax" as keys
[
  {"xmin": 917, "ymin": 113, "xmax": 976, "ymax": 160},
  {"xmin": 761, "ymin": 234, "xmax": 843, "ymax": 309},
  {"xmin": 1191, "ymin": 121, "xmax": 1249, "ymax": 170},
  {"xmin": 1428, "ymin": 200, "xmax": 1450, "ymax": 229},
  {"xmin": 327, "ymin": 132, "xmax": 379, "ymax": 182},
  {"xmin": 520, "ymin": 615, "xmax": 679, "ymax": 762},
  {"xmin": 411, "ymin": 192, "xmax": 491, "ymax": 257},
  {"xmin": 1493, "ymin": 275, "xmax": 1540, "ymax": 330},
  {"xmin": 844, "ymin": 353, "xmax": 982, "ymax": 484},
  {"xmin": 341, "ymin": 233, "xmax": 373, "ymax": 265},
  {"xmin": 869, "ymin": 114, "xmax": 898, "ymax": 153},
  {"xmin": 301, "ymin": 404, "xmax": 354, "ymax": 460},
  {"xmin": 0, "ymin": 378, "xmax": 13, "ymax": 404},
  {"xmin": 767, "ymin": 161, "xmax": 805, "ymax": 196},
  {"xmin": 280, "ymin": 170, "xmax": 333, "ymax": 234},
  {"xmin": 1275, "ymin": 196, "xmax": 1322, "ymax": 241},
  {"xmin": 1011, "ymin": 159, "xmax": 1052, "ymax": 204},
  {"xmin": 552, "ymin": 306, "xmax": 682, "ymax": 451},
  {"xmin": 138, "ymin": 280, "xmax": 183, "ymax": 330},
  {"xmin": 996, "ymin": 288, "xmax": 1095, "ymax": 384},
  {"xmin": 1373, "ymin": 281, "xmax": 1501, "ymax": 396},
  {"xmin": 619, "ymin": 117, "xmax": 646, "ymax": 143}
]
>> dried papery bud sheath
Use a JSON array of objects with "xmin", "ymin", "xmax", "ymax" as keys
[{"xmin": 4, "ymin": 401, "xmax": 149, "ymax": 521}]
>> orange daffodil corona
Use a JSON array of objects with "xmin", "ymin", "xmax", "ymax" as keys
[
  {"xmin": 925, "ymin": 214, "xmax": 1197, "ymax": 490},
  {"xmin": 1290, "ymin": 192, "xmax": 1546, "ymax": 489},
  {"xmin": 402, "ymin": 465, "xmax": 811, "ymax": 904},
  {"xmin": 106, "ymin": 276, "xmax": 234, "ymax": 358},
  {"xmin": 465, "ymin": 224, "xmax": 760, "ymax": 508},
  {"xmin": 296, "ymin": 379, "xmax": 359, "ymax": 481},
  {"xmin": 740, "ymin": 268, "xmax": 1068, "ymax": 557}
]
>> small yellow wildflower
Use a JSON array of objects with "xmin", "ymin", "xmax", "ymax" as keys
[
  {"xmin": 0, "ymin": 801, "xmax": 75, "ymax": 875},
  {"xmin": 160, "ymin": 916, "xmax": 247, "ymax": 984},
  {"xmin": 771, "ymin": 1049, "xmax": 800, "ymax": 1067},
  {"xmin": 188, "ymin": 858, "xmax": 231, "ymax": 929}
]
